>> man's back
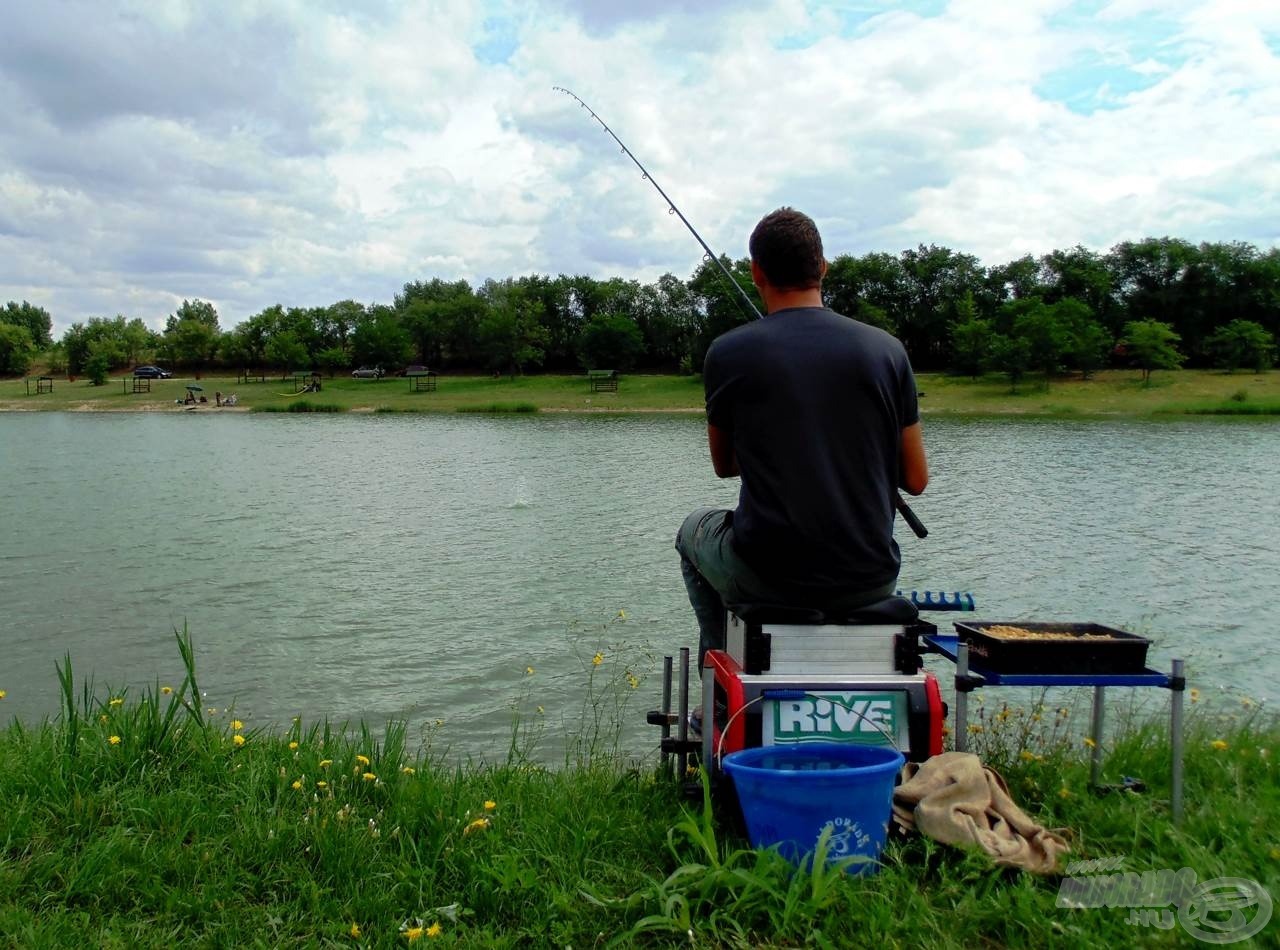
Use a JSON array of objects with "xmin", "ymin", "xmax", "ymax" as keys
[{"xmin": 703, "ymin": 306, "xmax": 919, "ymax": 595}]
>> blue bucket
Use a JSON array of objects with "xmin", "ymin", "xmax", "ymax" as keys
[{"xmin": 722, "ymin": 743, "xmax": 905, "ymax": 873}]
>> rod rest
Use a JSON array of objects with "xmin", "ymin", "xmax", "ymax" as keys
[{"xmin": 725, "ymin": 595, "xmax": 919, "ymax": 627}]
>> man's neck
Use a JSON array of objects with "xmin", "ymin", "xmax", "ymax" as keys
[{"xmin": 763, "ymin": 287, "xmax": 824, "ymax": 315}]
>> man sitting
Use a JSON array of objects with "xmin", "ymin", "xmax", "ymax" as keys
[{"xmin": 676, "ymin": 207, "xmax": 929, "ymax": 667}]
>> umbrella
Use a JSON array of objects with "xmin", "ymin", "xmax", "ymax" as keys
[{"xmin": 186, "ymin": 384, "xmax": 203, "ymax": 391}]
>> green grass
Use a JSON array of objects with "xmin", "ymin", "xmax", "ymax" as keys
[
  {"xmin": 7, "ymin": 369, "xmax": 1278, "ymax": 419},
  {"xmin": 2, "ymin": 632, "xmax": 1277, "ymax": 947}
]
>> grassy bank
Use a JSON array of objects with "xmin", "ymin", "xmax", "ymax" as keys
[
  {"xmin": 1, "ymin": 634, "xmax": 1276, "ymax": 947},
  {"xmin": 1, "ymin": 369, "xmax": 1278, "ymax": 417}
]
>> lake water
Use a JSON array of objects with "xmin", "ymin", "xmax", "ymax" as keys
[{"xmin": 1, "ymin": 411, "xmax": 1277, "ymax": 759}]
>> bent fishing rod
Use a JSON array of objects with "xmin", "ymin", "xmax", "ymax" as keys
[{"xmin": 554, "ymin": 86, "xmax": 928, "ymax": 540}]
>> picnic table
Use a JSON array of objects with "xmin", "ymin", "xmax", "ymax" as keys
[
  {"xmin": 587, "ymin": 369, "xmax": 618, "ymax": 392},
  {"xmin": 406, "ymin": 367, "xmax": 438, "ymax": 392}
]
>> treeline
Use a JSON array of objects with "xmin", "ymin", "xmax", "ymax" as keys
[{"xmin": 1, "ymin": 236, "xmax": 1277, "ymax": 382}]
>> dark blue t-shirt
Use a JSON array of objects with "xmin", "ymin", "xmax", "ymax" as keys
[{"xmin": 703, "ymin": 307, "xmax": 919, "ymax": 593}]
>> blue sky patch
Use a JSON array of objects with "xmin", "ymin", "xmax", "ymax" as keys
[{"xmin": 474, "ymin": 16, "xmax": 519, "ymax": 65}]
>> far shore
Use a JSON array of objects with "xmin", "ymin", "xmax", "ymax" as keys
[{"xmin": 1, "ymin": 369, "xmax": 1278, "ymax": 418}]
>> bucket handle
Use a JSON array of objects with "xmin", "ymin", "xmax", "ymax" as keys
[{"xmin": 716, "ymin": 689, "xmax": 904, "ymax": 768}]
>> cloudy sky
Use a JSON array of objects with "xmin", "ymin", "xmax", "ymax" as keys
[{"xmin": 2, "ymin": 0, "xmax": 1277, "ymax": 336}]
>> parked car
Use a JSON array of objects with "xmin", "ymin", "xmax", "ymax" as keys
[
  {"xmin": 399, "ymin": 365, "xmax": 429, "ymax": 376},
  {"xmin": 352, "ymin": 366, "xmax": 384, "ymax": 379},
  {"xmin": 133, "ymin": 365, "xmax": 172, "ymax": 379}
]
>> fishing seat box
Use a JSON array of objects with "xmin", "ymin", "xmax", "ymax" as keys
[{"xmin": 704, "ymin": 597, "xmax": 945, "ymax": 764}]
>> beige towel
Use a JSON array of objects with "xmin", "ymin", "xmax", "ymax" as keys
[{"xmin": 892, "ymin": 751, "xmax": 1070, "ymax": 874}]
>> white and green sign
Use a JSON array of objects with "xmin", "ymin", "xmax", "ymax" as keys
[{"xmin": 763, "ymin": 692, "xmax": 909, "ymax": 750}]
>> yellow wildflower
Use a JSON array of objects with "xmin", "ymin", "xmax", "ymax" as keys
[
  {"xmin": 1270, "ymin": 848, "xmax": 1280, "ymax": 860},
  {"xmin": 233, "ymin": 734, "xmax": 246, "ymax": 747},
  {"xmin": 401, "ymin": 766, "xmax": 416, "ymax": 775},
  {"xmin": 1190, "ymin": 688, "xmax": 1201, "ymax": 703},
  {"xmin": 1020, "ymin": 749, "xmax": 1036, "ymax": 761},
  {"xmin": 108, "ymin": 735, "xmax": 121, "ymax": 745},
  {"xmin": 967, "ymin": 724, "xmax": 983, "ymax": 734},
  {"xmin": 109, "ymin": 697, "xmax": 124, "ymax": 707},
  {"xmin": 349, "ymin": 922, "xmax": 361, "ymax": 938},
  {"xmin": 317, "ymin": 780, "xmax": 328, "ymax": 789},
  {"xmin": 404, "ymin": 925, "xmax": 424, "ymax": 941},
  {"xmin": 427, "ymin": 922, "xmax": 442, "ymax": 938},
  {"xmin": 617, "ymin": 609, "xmax": 627, "ymax": 620},
  {"xmin": 627, "ymin": 674, "xmax": 640, "ymax": 689},
  {"xmin": 1242, "ymin": 697, "xmax": 1254, "ymax": 709},
  {"xmin": 362, "ymin": 772, "xmax": 377, "ymax": 782},
  {"xmin": 1083, "ymin": 737, "xmax": 1097, "ymax": 749},
  {"xmin": 0, "ymin": 690, "xmax": 5, "ymax": 699},
  {"xmin": 161, "ymin": 686, "xmax": 172, "ymax": 695},
  {"xmin": 1211, "ymin": 739, "xmax": 1229, "ymax": 751},
  {"xmin": 356, "ymin": 754, "xmax": 371, "ymax": 766},
  {"xmin": 434, "ymin": 718, "xmax": 445, "ymax": 727},
  {"xmin": 207, "ymin": 708, "xmax": 218, "ymax": 715},
  {"xmin": 592, "ymin": 652, "xmax": 604, "ymax": 666},
  {"xmin": 319, "ymin": 759, "xmax": 333, "ymax": 768},
  {"xmin": 99, "ymin": 714, "xmax": 108, "ymax": 723},
  {"xmin": 289, "ymin": 741, "xmax": 299, "ymax": 750},
  {"xmin": 463, "ymin": 817, "xmax": 490, "ymax": 835},
  {"xmin": 483, "ymin": 800, "xmax": 496, "ymax": 812},
  {"xmin": 232, "ymin": 720, "xmax": 244, "ymax": 731},
  {"xmin": 291, "ymin": 780, "xmax": 303, "ymax": 790},
  {"xmin": 1058, "ymin": 787, "xmax": 1072, "ymax": 799},
  {"xmin": 525, "ymin": 666, "xmax": 534, "ymax": 675}
]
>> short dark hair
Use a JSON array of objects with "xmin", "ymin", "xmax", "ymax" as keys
[{"xmin": 749, "ymin": 207, "xmax": 825, "ymax": 291}]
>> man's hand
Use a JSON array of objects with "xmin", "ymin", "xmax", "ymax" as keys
[{"xmin": 707, "ymin": 423, "xmax": 740, "ymax": 478}]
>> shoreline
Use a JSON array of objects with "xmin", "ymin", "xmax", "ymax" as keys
[{"xmin": 2, "ymin": 369, "xmax": 1278, "ymax": 418}]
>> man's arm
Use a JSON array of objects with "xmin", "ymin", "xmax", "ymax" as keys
[
  {"xmin": 707, "ymin": 423, "xmax": 739, "ymax": 478},
  {"xmin": 900, "ymin": 422, "xmax": 928, "ymax": 496}
]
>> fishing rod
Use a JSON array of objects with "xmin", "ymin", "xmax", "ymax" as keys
[{"xmin": 554, "ymin": 86, "xmax": 927, "ymax": 540}]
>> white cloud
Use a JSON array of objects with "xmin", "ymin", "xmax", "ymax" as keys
[{"xmin": 0, "ymin": 0, "xmax": 1276, "ymax": 336}]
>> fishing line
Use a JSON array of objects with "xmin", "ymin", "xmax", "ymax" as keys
[{"xmin": 554, "ymin": 86, "xmax": 927, "ymax": 539}]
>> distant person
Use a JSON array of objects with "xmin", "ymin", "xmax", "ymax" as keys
[
  {"xmin": 215, "ymin": 391, "xmax": 222, "ymax": 407},
  {"xmin": 676, "ymin": 207, "xmax": 929, "ymax": 668}
]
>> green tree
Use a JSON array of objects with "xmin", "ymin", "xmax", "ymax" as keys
[
  {"xmin": 577, "ymin": 312, "xmax": 644, "ymax": 370},
  {"xmin": 988, "ymin": 333, "xmax": 1032, "ymax": 392},
  {"xmin": 0, "ymin": 323, "xmax": 37, "ymax": 375},
  {"xmin": 162, "ymin": 317, "xmax": 219, "ymax": 371},
  {"xmin": 1052, "ymin": 299, "xmax": 1110, "ymax": 379},
  {"xmin": 949, "ymin": 303, "xmax": 993, "ymax": 379},
  {"xmin": 477, "ymin": 279, "xmax": 548, "ymax": 376},
  {"xmin": 1, "ymin": 301, "xmax": 54, "ymax": 348},
  {"xmin": 265, "ymin": 331, "xmax": 309, "ymax": 372},
  {"xmin": 316, "ymin": 346, "xmax": 349, "ymax": 378},
  {"xmin": 351, "ymin": 305, "xmax": 412, "ymax": 370},
  {"xmin": 1006, "ymin": 302, "xmax": 1068, "ymax": 387},
  {"xmin": 1121, "ymin": 319, "xmax": 1184, "ymax": 385},
  {"xmin": 1204, "ymin": 320, "xmax": 1274, "ymax": 373},
  {"xmin": 84, "ymin": 343, "xmax": 115, "ymax": 385},
  {"xmin": 166, "ymin": 299, "xmax": 220, "ymax": 331}
]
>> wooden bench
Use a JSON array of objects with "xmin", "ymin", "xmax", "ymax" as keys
[{"xmin": 588, "ymin": 369, "xmax": 618, "ymax": 392}]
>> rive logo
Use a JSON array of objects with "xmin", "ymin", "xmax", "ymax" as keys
[{"xmin": 767, "ymin": 692, "xmax": 905, "ymax": 747}]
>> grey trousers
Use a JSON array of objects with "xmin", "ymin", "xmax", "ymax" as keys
[{"xmin": 675, "ymin": 506, "xmax": 896, "ymax": 668}]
